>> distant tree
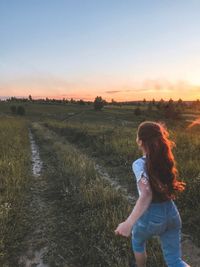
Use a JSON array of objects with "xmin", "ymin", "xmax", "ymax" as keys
[
  {"xmin": 152, "ymin": 98, "xmax": 156, "ymax": 105},
  {"xmin": 111, "ymin": 98, "xmax": 117, "ymax": 105},
  {"xmin": 192, "ymin": 99, "xmax": 200, "ymax": 110},
  {"xmin": 177, "ymin": 98, "xmax": 185, "ymax": 110},
  {"xmin": 61, "ymin": 98, "xmax": 67, "ymax": 104},
  {"xmin": 78, "ymin": 99, "xmax": 85, "ymax": 105},
  {"xmin": 156, "ymin": 98, "xmax": 165, "ymax": 110},
  {"xmin": 28, "ymin": 95, "xmax": 32, "ymax": 101},
  {"xmin": 17, "ymin": 106, "xmax": 25, "ymax": 116},
  {"xmin": 177, "ymin": 98, "xmax": 183, "ymax": 105},
  {"xmin": 70, "ymin": 98, "xmax": 76, "ymax": 104},
  {"xmin": 21, "ymin": 97, "xmax": 28, "ymax": 102},
  {"xmin": 168, "ymin": 98, "xmax": 174, "ymax": 106},
  {"xmin": 10, "ymin": 96, "xmax": 17, "ymax": 101},
  {"xmin": 143, "ymin": 98, "xmax": 146, "ymax": 105},
  {"xmin": 93, "ymin": 96, "xmax": 105, "ymax": 110},
  {"xmin": 134, "ymin": 107, "xmax": 141, "ymax": 116},
  {"xmin": 10, "ymin": 105, "xmax": 17, "ymax": 114}
]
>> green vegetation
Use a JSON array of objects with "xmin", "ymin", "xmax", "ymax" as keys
[
  {"xmin": 30, "ymin": 123, "xmax": 132, "ymax": 267},
  {"xmin": 10, "ymin": 105, "xmax": 26, "ymax": 115},
  {"xmin": 93, "ymin": 96, "xmax": 106, "ymax": 110},
  {"xmin": 0, "ymin": 117, "xmax": 31, "ymax": 266},
  {"xmin": 42, "ymin": 113, "xmax": 200, "ymax": 246},
  {"xmin": 0, "ymin": 99, "xmax": 199, "ymax": 266}
]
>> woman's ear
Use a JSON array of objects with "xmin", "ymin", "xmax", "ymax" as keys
[{"xmin": 138, "ymin": 139, "xmax": 143, "ymax": 147}]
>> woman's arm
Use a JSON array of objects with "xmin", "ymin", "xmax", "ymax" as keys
[{"xmin": 114, "ymin": 176, "xmax": 152, "ymax": 237}]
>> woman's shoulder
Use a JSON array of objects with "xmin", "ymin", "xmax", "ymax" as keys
[
  {"xmin": 132, "ymin": 156, "xmax": 148, "ymax": 182},
  {"xmin": 132, "ymin": 156, "xmax": 146, "ymax": 168}
]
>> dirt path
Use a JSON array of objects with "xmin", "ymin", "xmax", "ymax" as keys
[
  {"xmin": 94, "ymin": 163, "xmax": 136, "ymax": 204},
  {"xmin": 29, "ymin": 129, "xmax": 43, "ymax": 177},
  {"xmin": 19, "ymin": 129, "xmax": 49, "ymax": 267}
]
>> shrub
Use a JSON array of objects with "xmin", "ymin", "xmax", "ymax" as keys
[
  {"xmin": 78, "ymin": 99, "xmax": 85, "ymax": 105},
  {"xmin": 93, "ymin": 96, "xmax": 105, "ymax": 111},
  {"xmin": 134, "ymin": 107, "xmax": 141, "ymax": 116},
  {"xmin": 17, "ymin": 106, "xmax": 25, "ymax": 116},
  {"xmin": 10, "ymin": 105, "xmax": 17, "ymax": 114}
]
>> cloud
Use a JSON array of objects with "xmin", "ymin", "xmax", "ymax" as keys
[
  {"xmin": 104, "ymin": 82, "xmax": 173, "ymax": 94},
  {"xmin": 105, "ymin": 90, "xmax": 121, "ymax": 94}
]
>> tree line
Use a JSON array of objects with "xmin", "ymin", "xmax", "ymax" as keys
[{"xmin": 5, "ymin": 95, "xmax": 200, "ymax": 119}]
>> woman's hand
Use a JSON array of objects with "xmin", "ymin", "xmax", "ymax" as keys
[{"xmin": 114, "ymin": 220, "xmax": 133, "ymax": 237}]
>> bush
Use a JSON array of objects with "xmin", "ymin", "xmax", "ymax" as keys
[
  {"xmin": 134, "ymin": 107, "xmax": 141, "ymax": 116},
  {"xmin": 78, "ymin": 99, "xmax": 85, "ymax": 105},
  {"xmin": 93, "ymin": 96, "xmax": 105, "ymax": 111},
  {"xmin": 17, "ymin": 106, "xmax": 25, "ymax": 116},
  {"xmin": 10, "ymin": 105, "xmax": 17, "ymax": 114}
]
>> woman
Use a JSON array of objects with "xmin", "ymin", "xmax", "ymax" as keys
[{"xmin": 114, "ymin": 121, "xmax": 189, "ymax": 267}]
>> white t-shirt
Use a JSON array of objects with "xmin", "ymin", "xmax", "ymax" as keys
[{"xmin": 132, "ymin": 155, "xmax": 149, "ymax": 196}]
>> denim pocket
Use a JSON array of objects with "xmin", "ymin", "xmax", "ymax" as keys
[{"xmin": 147, "ymin": 221, "xmax": 166, "ymax": 235}]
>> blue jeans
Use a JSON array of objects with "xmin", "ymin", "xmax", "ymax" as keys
[{"xmin": 131, "ymin": 200, "xmax": 188, "ymax": 267}]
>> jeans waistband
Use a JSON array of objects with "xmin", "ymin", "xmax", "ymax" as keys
[{"xmin": 148, "ymin": 200, "xmax": 175, "ymax": 215}]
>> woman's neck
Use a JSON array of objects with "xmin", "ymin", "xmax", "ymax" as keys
[{"xmin": 142, "ymin": 149, "xmax": 146, "ymax": 157}]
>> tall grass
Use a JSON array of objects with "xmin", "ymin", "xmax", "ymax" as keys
[
  {"xmin": 31, "ymin": 123, "xmax": 165, "ymax": 267},
  {"xmin": 173, "ymin": 128, "xmax": 200, "ymax": 245},
  {"xmin": 0, "ymin": 117, "xmax": 31, "ymax": 266},
  {"xmin": 43, "ymin": 119, "xmax": 200, "ymax": 246}
]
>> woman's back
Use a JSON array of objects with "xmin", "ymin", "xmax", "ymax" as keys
[{"xmin": 132, "ymin": 155, "xmax": 172, "ymax": 203}]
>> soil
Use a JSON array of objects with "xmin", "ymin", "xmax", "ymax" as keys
[{"xmin": 18, "ymin": 130, "xmax": 49, "ymax": 267}]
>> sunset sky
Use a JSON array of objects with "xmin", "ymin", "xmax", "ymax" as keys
[{"xmin": 0, "ymin": 0, "xmax": 200, "ymax": 101}]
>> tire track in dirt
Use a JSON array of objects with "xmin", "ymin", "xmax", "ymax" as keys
[{"xmin": 18, "ymin": 129, "xmax": 49, "ymax": 267}]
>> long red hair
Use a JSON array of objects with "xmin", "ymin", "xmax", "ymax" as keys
[{"xmin": 137, "ymin": 121, "xmax": 185, "ymax": 201}]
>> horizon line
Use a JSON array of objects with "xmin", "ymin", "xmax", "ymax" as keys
[{"xmin": 0, "ymin": 95, "xmax": 199, "ymax": 102}]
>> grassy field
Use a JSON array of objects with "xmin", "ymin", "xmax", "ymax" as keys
[
  {"xmin": 0, "ymin": 116, "xmax": 31, "ymax": 266},
  {"xmin": 0, "ymin": 101, "xmax": 199, "ymax": 266},
  {"xmin": 42, "ymin": 114, "xmax": 200, "ymax": 243}
]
